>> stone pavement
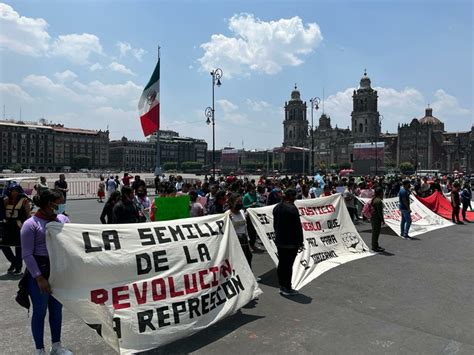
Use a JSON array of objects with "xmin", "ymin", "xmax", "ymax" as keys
[{"xmin": 0, "ymin": 199, "xmax": 473, "ymax": 354}]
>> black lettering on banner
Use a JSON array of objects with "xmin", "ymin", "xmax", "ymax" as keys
[
  {"xmin": 194, "ymin": 224, "xmax": 210, "ymax": 238},
  {"xmin": 216, "ymin": 220, "xmax": 225, "ymax": 234},
  {"xmin": 320, "ymin": 235, "xmax": 338, "ymax": 246},
  {"xmin": 198, "ymin": 243, "xmax": 211, "ymax": 262},
  {"xmin": 230, "ymin": 274, "xmax": 244, "ymax": 293},
  {"xmin": 102, "ymin": 230, "xmax": 121, "ymax": 251},
  {"xmin": 184, "ymin": 245, "xmax": 198, "ymax": 264},
  {"xmin": 137, "ymin": 310, "xmax": 156, "ymax": 333},
  {"xmin": 266, "ymin": 232, "xmax": 275, "ymax": 242},
  {"xmin": 310, "ymin": 250, "xmax": 338, "ymax": 265},
  {"xmin": 138, "ymin": 228, "xmax": 155, "ymax": 246},
  {"xmin": 327, "ymin": 219, "xmax": 339, "ymax": 229},
  {"xmin": 204, "ymin": 223, "xmax": 219, "ymax": 236},
  {"xmin": 300, "ymin": 259, "xmax": 310, "ymax": 270},
  {"xmin": 113, "ymin": 317, "xmax": 122, "ymax": 339},
  {"xmin": 182, "ymin": 224, "xmax": 199, "ymax": 239},
  {"xmin": 168, "ymin": 225, "xmax": 185, "ymax": 241},
  {"xmin": 201, "ymin": 293, "xmax": 210, "ymax": 314},
  {"xmin": 257, "ymin": 213, "xmax": 270, "ymax": 225},
  {"xmin": 209, "ymin": 290, "xmax": 217, "ymax": 311},
  {"xmin": 215, "ymin": 286, "xmax": 226, "ymax": 306},
  {"xmin": 157, "ymin": 306, "xmax": 171, "ymax": 328},
  {"xmin": 188, "ymin": 298, "xmax": 201, "ymax": 318},
  {"xmin": 171, "ymin": 302, "xmax": 187, "ymax": 324},
  {"xmin": 154, "ymin": 226, "xmax": 170, "ymax": 244},
  {"xmin": 136, "ymin": 253, "xmax": 152, "ymax": 275},
  {"xmin": 82, "ymin": 232, "xmax": 102, "ymax": 253},
  {"xmin": 221, "ymin": 280, "xmax": 237, "ymax": 299},
  {"xmin": 153, "ymin": 250, "xmax": 169, "ymax": 272},
  {"xmin": 307, "ymin": 237, "xmax": 318, "ymax": 247}
]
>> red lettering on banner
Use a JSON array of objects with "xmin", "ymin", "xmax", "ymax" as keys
[
  {"xmin": 152, "ymin": 278, "xmax": 166, "ymax": 301},
  {"xmin": 168, "ymin": 276, "xmax": 185, "ymax": 297},
  {"xmin": 184, "ymin": 273, "xmax": 199, "ymax": 294},
  {"xmin": 220, "ymin": 259, "xmax": 232, "ymax": 278},
  {"xmin": 209, "ymin": 266, "xmax": 219, "ymax": 286},
  {"xmin": 91, "ymin": 288, "xmax": 108, "ymax": 304},
  {"xmin": 133, "ymin": 282, "xmax": 148, "ymax": 305},
  {"xmin": 112, "ymin": 286, "xmax": 131, "ymax": 310},
  {"xmin": 199, "ymin": 270, "xmax": 210, "ymax": 289}
]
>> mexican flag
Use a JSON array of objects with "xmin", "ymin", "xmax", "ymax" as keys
[{"xmin": 138, "ymin": 59, "xmax": 160, "ymax": 136}]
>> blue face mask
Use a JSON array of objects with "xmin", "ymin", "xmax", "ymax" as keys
[{"xmin": 54, "ymin": 204, "xmax": 66, "ymax": 215}]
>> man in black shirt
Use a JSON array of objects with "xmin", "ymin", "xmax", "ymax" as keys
[
  {"xmin": 273, "ymin": 188, "xmax": 303, "ymax": 296},
  {"xmin": 112, "ymin": 186, "xmax": 140, "ymax": 224},
  {"xmin": 54, "ymin": 174, "xmax": 68, "ymax": 200}
]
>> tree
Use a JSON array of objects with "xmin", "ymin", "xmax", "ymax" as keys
[
  {"xmin": 163, "ymin": 162, "xmax": 177, "ymax": 171},
  {"xmin": 181, "ymin": 161, "xmax": 203, "ymax": 171},
  {"xmin": 339, "ymin": 161, "xmax": 352, "ymax": 169},
  {"xmin": 72, "ymin": 155, "xmax": 91, "ymax": 169},
  {"xmin": 399, "ymin": 161, "xmax": 415, "ymax": 175},
  {"xmin": 8, "ymin": 163, "xmax": 23, "ymax": 173},
  {"xmin": 329, "ymin": 163, "xmax": 339, "ymax": 170},
  {"xmin": 385, "ymin": 160, "xmax": 397, "ymax": 168}
]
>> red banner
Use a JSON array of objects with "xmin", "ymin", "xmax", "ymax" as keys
[{"xmin": 416, "ymin": 191, "xmax": 474, "ymax": 220}]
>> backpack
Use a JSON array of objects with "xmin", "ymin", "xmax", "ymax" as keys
[{"xmin": 362, "ymin": 198, "xmax": 375, "ymax": 219}]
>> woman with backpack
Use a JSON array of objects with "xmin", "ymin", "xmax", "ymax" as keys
[{"xmin": 367, "ymin": 187, "xmax": 385, "ymax": 252}]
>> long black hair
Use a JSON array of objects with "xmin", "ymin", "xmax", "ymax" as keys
[{"xmin": 32, "ymin": 189, "xmax": 63, "ymax": 209}]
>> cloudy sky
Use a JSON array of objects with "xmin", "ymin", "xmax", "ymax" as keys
[{"xmin": 0, "ymin": 0, "xmax": 472, "ymax": 149}]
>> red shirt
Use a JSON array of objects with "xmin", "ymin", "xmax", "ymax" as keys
[{"xmin": 122, "ymin": 176, "xmax": 131, "ymax": 186}]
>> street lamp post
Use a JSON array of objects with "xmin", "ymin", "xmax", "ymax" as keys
[
  {"xmin": 204, "ymin": 68, "xmax": 223, "ymax": 181},
  {"xmin": 375, "ymin": 114, "xmax": 384, "ymax": 176},
  {"xmin": 309, "ymin": 97, "xmax": 320, "ymax": 176}
]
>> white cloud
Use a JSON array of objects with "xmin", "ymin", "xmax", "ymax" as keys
[
  {"xmin": 246, "ymin": 98, "xmax": 271, "ymax": 111},
  {"xmin": 51, "ymin": 33, "xmax": 103, "ymax": 64},
  {"xmin": 72, "ymin": 79, "xmax": 142, "ymax": 107},
  {"xmin": 0, "ymin": 3, "xmax": 50, "ymax": 56},
  {"xmin": 116, "ymin": 41, "xmax": 146, "ymax": 61},
  {"xmin": 216, "ymin": 99, "xmax": 248, "ymax": 124},
  {"xmin": 431, "ymin": 89, "xmax": 470, "ymax": 117},
  {"xmin": 22, "ymin": 74, "xmax": 105, "ymax": 104},
  {"xmin": 54, "ymin": 70, "xmax": 77, "ymax": 82},
  {"xmin": 108, "ymin": 61, "xmax": 135, "ymax": 75},
  {"xmin": 89, "ymin": 63, "xmax": 103, "ymax": 71},
  {"xmin": 0, "ymin": 83, "xmax": 34, "ymax": 102},
  {"xmin": 199, "ymin": 14, "xmax": 322, "ymax": 77}
]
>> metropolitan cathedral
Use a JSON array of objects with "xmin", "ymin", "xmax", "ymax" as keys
[{"xmin": 280, "ymin": 71, "xmax": 473, "ymax": 174}]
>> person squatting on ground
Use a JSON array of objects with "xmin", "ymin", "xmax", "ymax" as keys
[
  {"xmin": 272, "ymin": 188, "xmax": 303, "ymax": 296},
  {"xmin": 370, "ymin": 187, "xmax": 385, "ymax": 252},
  {"xmin": 2, "ymin": 183, "xmax": 31, "ymax": 274},
  {"xmin": 18, "ymin": 189, "xmax": 72, "ymax": 355},
  {"xmin": 398, "ymin": 180, "xmax": 413, "ymax": 239}
]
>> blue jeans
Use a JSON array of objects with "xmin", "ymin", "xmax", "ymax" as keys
[
  {"xmin": 27, "ymin": 274, "xmax": 63, "ymax": 349},
  {"xmin": 400, "ymin": 209, "xmax": 412, "ymax": 236}
]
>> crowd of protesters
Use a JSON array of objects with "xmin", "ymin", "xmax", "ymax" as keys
[{"xmin": 0, "ymin": 170, "xmax": 472, "ymax": 353}]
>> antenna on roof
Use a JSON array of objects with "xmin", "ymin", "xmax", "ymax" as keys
[{"xmin": 19, "ymin": 106, "xmax": 22, "ymax": 120}]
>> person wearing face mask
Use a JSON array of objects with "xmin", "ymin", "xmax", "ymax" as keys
[
  {"xmin": 18, "ymin": 189, "xmax": 72, "ymax": 355},
  {"xmin": 228, "ymin": 193, "xmax": 253, "ymax": 269},
  {"xmin": 112, "ymin": 186, "xmax": 140, "ymax": 224},
  {"xmin": 273, "ymin": 188, "xmax": 304, "ymax": 296},
  {"xmin": 2, "ymin": 183, "xmax": 31, "ymax": 274},
  {"xmin": 134, "ymin": 186, "xmax": 151, "ymax": 222}
]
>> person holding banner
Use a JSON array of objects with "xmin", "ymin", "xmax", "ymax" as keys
[
  {"xmin": 273, "ymin": 188, "xmax": 303, "ymax": 296},
  {"xmin": 450, "ymin": 181, "xmax": 463, "ymax": 224},
  {"xmin": 370, "ymin": 187, "xmax": 385, "ymax": 252},
  {"xmin": 460, "ymin": 182, "xmax": 472, "ymax": 222},
  {"xmin": 399, "ymin": 180, "xmax": 413, "ymax": 239},
  {"xmin": 19, "ymin": 189, "xmax": 72, "ymax": 355},
  {"xmin": 228, "ymin": 193, "xmax": 253, "ymax": 267}
]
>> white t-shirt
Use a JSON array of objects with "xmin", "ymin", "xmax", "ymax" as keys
[
  {"xmin": 230, "ymin": 210, "xmax": 248, "ymax": 242},
  {"xmin": 190, "ymin": 202, "xmax": 204, "ymax": 217}
]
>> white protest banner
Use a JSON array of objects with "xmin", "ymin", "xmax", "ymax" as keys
[
  {"xmin": 248, "ymin": 194, "xmax": 373, "ymax": 291},
  {"xmin": 46, "ymin": 213, "xmax": 262, "ymax": 354},
  {"xmin": 357, "ymin": 195, "xmax": 454, "ymax": 238}
]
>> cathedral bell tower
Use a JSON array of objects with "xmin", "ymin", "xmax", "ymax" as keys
[
  {"xmin": 283, "ymin": 85, "xmax": 308, "ymax": 147},
  {"xmin": 351, "ymin": 70, "xmax": 380, "ymax": 142}
]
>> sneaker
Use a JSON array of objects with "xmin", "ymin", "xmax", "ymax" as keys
[
  {"xmin": 50, "ymin": 343, "xmax": 73, "ymax": 355},
  {"xmin": 457, "ymin": 221, "xmax": 465, "ymax": 225},
  {"xmin": 35, "ymin": 349, "xmax": 46, "ymax": 355},
  {"xmin": 279, "ymin": 287, "xmax": 299, "ymax": 296},
  {"xmin": 372, "ymin": 247, "xmax": 385, "ymax": 252},
  {"xmin": 401, "ymin": 235, "xmax": 409, "ymax": 240},
  {"xmin": 7, "ymin": 264, "xmax": 15, "ymax": 274}
]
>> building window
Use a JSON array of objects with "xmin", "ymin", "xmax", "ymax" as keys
[{"xmin": 359, "ymin": 123, "xmax": 363, "ymax": 133}]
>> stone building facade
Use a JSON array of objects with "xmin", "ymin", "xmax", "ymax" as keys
[
  {"xmin": 0, "ymin": 120, "xmax": 109, "ymax": 172},
  {"xmin": 280, "ymin": 72, "xmax": 473, "ymax": 174}
]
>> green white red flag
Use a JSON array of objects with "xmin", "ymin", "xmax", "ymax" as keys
[{"xmin": 138, "ymin": 58, "xmax": 160, "ymax": 136}]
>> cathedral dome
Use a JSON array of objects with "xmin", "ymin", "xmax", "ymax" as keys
[
  {"xmin": 419, "ymin": 107, "xmax": 442, "ymax": 126},
  {"xmin": 359, "ymin": 70, "xmax": 371, "ymax": 89},
  {"xmin": 290, "ymin": 85, "xmax": 301, "ymax": 101}
]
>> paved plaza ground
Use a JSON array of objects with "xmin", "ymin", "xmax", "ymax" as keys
[{"xmin": 1, "ymin": 199, "xmax": 473, "ymax": 354}]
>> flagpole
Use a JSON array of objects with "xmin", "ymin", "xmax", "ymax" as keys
[{"xmin": 154, "ymin": 46, "xmax": 162, "ymax": 177}]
